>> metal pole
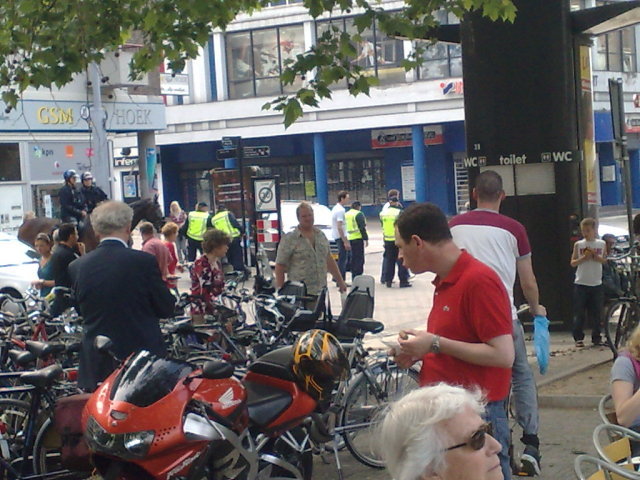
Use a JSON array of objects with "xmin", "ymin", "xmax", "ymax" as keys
[
  {"xmin": 238, "ymin": 139, "xmax": 249, "ymax": 267},
  {"xmin": 621, "ymin": 134, "xmax": 635, "ymax": 245},
  {"xmin": 89, "ymin": 62, "xmax": 111, "ymax": 197}
]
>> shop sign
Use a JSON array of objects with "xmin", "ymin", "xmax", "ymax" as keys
[
  {"xmin": 27, "ymin": 141, "xmax": 108, "ymax": 187},
  {"xmin": 160, "ymin": 73, "xmax": 190, "ymax": 96},
  {"xmin": 626, "ymin": 116, "xmax": 640, "ymax": 133},
  {"xmin": 371, "ymin": 125, "xmax": 443, "ymax": 149},
  {"xmin": 0, "ymin": 99, "xmax": 165, "ymax": 132},
  {"xmin": 114, "ymin": 156, "xmax": 137, "ymax": 167}
]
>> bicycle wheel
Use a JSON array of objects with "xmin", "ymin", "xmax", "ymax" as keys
[
  {"xmin": 605, "ymin": 300, "xmax": 640, "ymax": 356},
  {"xmin": 0, "ymin": 398, "xmax": 31, "ymax": 473},
  {"xmin": 340, "ymin": 363, "xmax": 419, "ymax": 468}
]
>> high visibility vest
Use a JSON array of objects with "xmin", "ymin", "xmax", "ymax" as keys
[
  {"xmin": 211, "ymin": 211, "xmax": 240, "ymax": 238},
  {"xmin": 186, "ymin": 211, "xmax": 209, "ymax": 241},
  {"xmin": 380, "ymin": 207, "xmax": 401, "ymax": 242},
  {"xmin": 345, "ymin": 209, "xmax": 363, "ymax": 241}
]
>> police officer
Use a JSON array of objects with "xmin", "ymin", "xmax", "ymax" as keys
[
  {"xmin": 344, "ymin": 201, "xmax": 368, "ymax": 280},
  {"xmin": 59, "ymin": 169, "xmax": 87, "ymax": 226},
  {"xmin": 80, "ymin": 171, "xmax": 108, "ymax": 214},
  {"xmin": 180, "ymin": 202, "xmax": 211, "ymax": 262},
  {"xmin": 211, "ymin": 204, "xmax": 244, "ymax": 272},
  {"xmin": 379, "ymin": 196, "xmax": 411, "ymax": 288}
]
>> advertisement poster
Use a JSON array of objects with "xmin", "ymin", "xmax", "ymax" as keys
[{"xmin": 580, "ymin": 45, "xmax": 599, "ymax": 205}]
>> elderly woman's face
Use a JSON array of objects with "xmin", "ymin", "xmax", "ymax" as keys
[{"xmin": 433, "ymin": 407, "xmax": 503, "ymax": 480}]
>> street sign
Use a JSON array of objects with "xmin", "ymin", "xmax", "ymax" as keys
[
  {"xmin": 221, "ymin": 136, "xmax": 240, "ymax": 150},
  {"xmin": 216, "ymin": 148, "xmax": 237, "ymax": 160},
  {"xmin": 254, "ymin": 177, "xmax": 278, "ymax": 212},
  {"xmin": 243, "ymin": 146, "xmax": 270, "ymax": 158}
]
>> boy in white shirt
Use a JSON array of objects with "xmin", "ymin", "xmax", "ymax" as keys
[{"xmin": 570, "ymin": 217, "xmax": 607, "ymax": 347}]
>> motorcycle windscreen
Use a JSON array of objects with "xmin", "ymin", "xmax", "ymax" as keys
[{"xmin": 110, "ymin": 351, "xmax": 194, "ymax": 407}]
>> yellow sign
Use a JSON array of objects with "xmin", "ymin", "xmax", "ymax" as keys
[
  {"xmin": 37, "ymin": 107, "xmax": 74, "ymax": 125},
  {"xmin": 580, "ymin": 45, "xmax": 598, "ymax": 205},
  {"xmin": 305, "ymin": 181, "xmax": 316, "ymax": 197}
]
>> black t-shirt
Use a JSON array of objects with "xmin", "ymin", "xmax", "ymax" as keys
[{"xmin": 49, "ymin": 244, "xmax": 79, "ymax": 288}]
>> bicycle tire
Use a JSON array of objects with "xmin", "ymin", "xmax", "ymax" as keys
[
  {"xmin": 340, "ymin": 364, "xmax": 419, "ymax": 469},
  {"xmin": 605, "ymin": 299, "xmax": 640, "ymax": 357},
  {"xmin": 0, "ymin": 398, "xmax": 31, "ymax": 472}
]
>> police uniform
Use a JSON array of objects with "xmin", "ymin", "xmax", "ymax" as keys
[
  {"xmin": 183, "ymin": 210, "xmax": 210, "ymax": 261},
  {"xmin": 211, "ymin": 210, "xmax": 244, "ymax": 271},
  {"xmin": 345, "ymin": 208, "xmax": 367, "ymax": 279},
  {"xmin": 379, "ymin": 205, "xmax": 410, "ymax": 287}
]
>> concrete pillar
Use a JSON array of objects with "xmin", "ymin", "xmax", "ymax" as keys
[
  {"xmin": 412, "ymin": 125, "xmax": 428, "ymax": 202},
  {"xmin": 314, "ymin": 133, "xmax": 328, "ymax": 206}
]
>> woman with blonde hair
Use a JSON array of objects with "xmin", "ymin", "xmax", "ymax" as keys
[
  {"xmin": 169, "ymin": 200, "xmax": 187, "ymax": 261},
  {"xmin": 611, "ymin": 325, "xmax": 640, "ymax": 447},
  {"xmin": 377, "ymin": 383, "xmax": 503, "ymax": 480}
]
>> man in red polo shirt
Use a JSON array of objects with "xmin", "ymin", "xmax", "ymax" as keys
[{"xmin": 392, "ymin": 202, "xmax": 514, "ymax": 480}]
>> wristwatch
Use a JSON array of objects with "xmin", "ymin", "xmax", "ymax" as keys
[{"xmin": 430, "ymin": 335, "xmax": 441, "ymax": 354}]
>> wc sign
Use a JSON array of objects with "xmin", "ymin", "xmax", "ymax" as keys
[{"xmin": 541, "ymin": 151, "xmax": 573, "ymax": 163}]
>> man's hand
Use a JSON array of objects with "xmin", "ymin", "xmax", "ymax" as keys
[
  {"xmin": 365, "ymin": 240, "xmax": 369, "ymax": 248},
  {"xmin": 389, "ymin": 349, "xmax": 417, "ymax": 369},
  {"xmin": 398, "ymin": 329, "xmax": 434, "ymax": 358},
  {"xmin": 77, "ymin": 242, "xmax": 86, "ymax": 256},
  {"xmin": 343, "ymin": 238, "xmax": 351, "ymax": 251},
  {"xmin": 338, "ymin": 280, "xmax": 348, "ymax": 293},
  {"xmin": 530, "ymin": 304, "xmax": 547, "ymax": 317},
  {"xmin": 81, "ymin": 211, "xmax": 87, "ymax": 218}
]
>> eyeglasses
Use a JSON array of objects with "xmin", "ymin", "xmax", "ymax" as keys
[{"xmin": 445, "ymin": 422, "xmax": 493, "ymax": 451}]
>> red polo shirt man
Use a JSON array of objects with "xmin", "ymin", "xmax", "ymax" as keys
[{"xmin": 392, "ymin": 203, "xmax": 514, "ymax": 480}]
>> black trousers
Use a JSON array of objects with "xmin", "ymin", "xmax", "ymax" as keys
[
  {"xmin": 186, "ymin": 237, "xmax": 202, "ymax": 262},
  {"xmin": 382, "ymin": 241, "xmax": 409, "ymax": 283},
  {"xmin": 350, "ymin": 239, "xmax": 365, "ymax": 280},
  {"xmin": 226, "ymin": 237, "xmax": 245, "ymax": 272},
  {"xmin": 337, "ymin": 240, "xmax": 350, "ymax": 279},
  {"xmin": 572, "ymin": 284, "xmax": 604, "ymax": 342}
]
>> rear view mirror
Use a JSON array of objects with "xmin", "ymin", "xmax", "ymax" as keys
[{"xmin": 94, "ymin": 335, "xmax": 114, "ymax": 354}]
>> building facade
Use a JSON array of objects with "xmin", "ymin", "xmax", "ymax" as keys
[{"xmin": 111, "ymin": 0, "xmax": 640, "ymax": 216}]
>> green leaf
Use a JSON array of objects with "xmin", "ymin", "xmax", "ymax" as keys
[{"xmin": 283, "ymin": 98, "xmax": 303, "ymax": 129}]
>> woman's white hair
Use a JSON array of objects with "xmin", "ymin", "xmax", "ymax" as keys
[
  {"xmin": 91, "ymin": 201, "xmax": 133, "ymax": 236},
  {"xmin": 376, "ymin": 383, "xmax": 485, "ymax": 480}
]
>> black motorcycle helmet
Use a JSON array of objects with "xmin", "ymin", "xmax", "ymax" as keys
[
  {"xmin": 63, "ymin": 169, "xmax": 77, "ymax": 182},
  {"xmin": 292, "ymin": 329, "xmax": 350, "ymax": 401}
]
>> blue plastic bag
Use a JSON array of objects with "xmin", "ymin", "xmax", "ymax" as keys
[{"xmin": 534, "ymin": 315, "xmax": 550, "ymax": 375}]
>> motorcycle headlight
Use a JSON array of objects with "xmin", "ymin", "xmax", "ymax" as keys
[
  {"xmin": 85, "ymin": 416, "xmax": 155, "ymax": 459},
  {"xmin": 123, "ymin": 430, "xmax": 155, "ymax": 458}
]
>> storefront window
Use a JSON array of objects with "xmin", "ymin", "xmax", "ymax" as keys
[
  {"xmin": 327, "ymin": 158, "xmax": 385, "ymax": 205},
  {"xmin": 0, "ymin": 143, "xmax": 20, "ymax": 181},
  {"xmin": 226, "ymin": 25, "xmax": 305, "ymax": 99},
  {"xmin": 260, "ymin": 164, "xmax": 316, "ymax": 201},
  {"xmin": 593, "ymin": 35, "xmax": 608, "ymax": 71},
  {"xmin": 316, "ymin": 17, "xmax": 406, "ymax": 87},
  {"xmin": 622, "ymin": 28, "xmax": 637, "ymax": 73}
]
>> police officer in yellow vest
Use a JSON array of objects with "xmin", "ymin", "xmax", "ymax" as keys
[
  {"xmin": 345, "ymin": 201, "xmax": 368, "ymax": 281},
  {"xmin": 180, "ymin": 202, "xmax": 212, "ymax": 261},
  {"xmin": 211, "ymin": 205, "xmax": 245, "ymax": 272},
  {"xmin": 379, "ymin": 196, "xmax": 411, "ymax": 288}
]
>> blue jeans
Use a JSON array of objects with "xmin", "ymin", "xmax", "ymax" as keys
[
  {"xmin": 512, "ymin": 318, "xmax": 539, "ymax": 439},
  {"xmin": 485, "ymin": 398, "xmax": 511, "ymax": 480},
  {"xmin": 572, "ymin": 284, "xmax": 604, "ymax": 342},
  {"xmin": 337, "ymin": 240, "xmax": 349, "ymax": 279}
]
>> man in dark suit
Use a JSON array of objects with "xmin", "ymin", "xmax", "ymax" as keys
[{"xmin": 69, "ymin": 201, "xmax": 175, "ymax": 392}]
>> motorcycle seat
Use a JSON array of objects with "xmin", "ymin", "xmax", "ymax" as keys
[
  {"xmin": 20, "ymin": 364, "xmax": 63, "ymax": 388},
  {"xmin": 345, "ymin": 319, "xmax": 384, "ymax": 334},
  {"xmin": 8, "ymin": 349, "xmax": 35, "ymax": 366},
  {"xmin": 202, "ymin": 360, "xmax": 234, "ymax": 379},
  {"xmin": 25, "ymin": 340, "xmax": 67, "ymax": 358},
  {"xmin": 248, "ymin": 346, "xmax": 296, "ymax": 383},
  {"xmin": 244, "ymin": 380, "xmax": 292, "ymax": 428}
]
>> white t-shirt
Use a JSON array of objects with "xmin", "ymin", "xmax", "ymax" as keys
[
  {"xmin": 574, "ymin": 238, "xmax": 606, "ymax": 286},
  {"xmin": 331, "ymin": 203, "xmax": 346, "ymax": 239}
]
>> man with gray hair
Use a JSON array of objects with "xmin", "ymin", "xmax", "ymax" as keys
[{"xmin": 69, "ymin": 201, "xmax": 175, "ymax": 392}]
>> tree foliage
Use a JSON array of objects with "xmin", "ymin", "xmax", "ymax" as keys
[{"xmin": 0, "ymin": 0, "xmax": 515, "ymax": 124}]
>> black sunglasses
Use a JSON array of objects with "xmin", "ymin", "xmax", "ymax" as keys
[{"xmin": 446, "ymin": 422, "xmax": 493, "ymax": 451}]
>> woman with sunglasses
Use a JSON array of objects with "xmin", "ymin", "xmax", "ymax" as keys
[{"xmin": 377, "ymin": 383, "xmax": 503, "ymax": 480}]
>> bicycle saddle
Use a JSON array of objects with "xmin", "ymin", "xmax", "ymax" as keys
[
  {"xmin": 25, "ymin": 340, "xmax": 67, "ymax": 358},
  {"xmin": 8, "ymin": 349, "xmax": 35, "ymax": 367},
  {"xmin": 20, "ymin": 364, "xmax": 63, "ymax": 388},
  {"xmin": 345, "ymin": 319, "xmax": 384, "ymax": 334}
]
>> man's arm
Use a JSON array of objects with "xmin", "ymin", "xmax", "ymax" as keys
[
  {"xmin": 570, "ymin": 241, "xmax": 589, "ymax": 267},
  {"xmin": 337, "ymin": 219, "xmax": 350, "ymax": 251},
  {"xmin": 326, "ymin": 254, "xmax": 347, "ymax": 292},
  {"xmin": 144, "ymin": 255, "xmax": 175, "ymax": 317},
  {"xmin": 398, "ymin": 330, "xmax": 514, "ymax": 368},
  {"xmin": 356, "ymin": 212, "xmax": 368, "ymax": 245},
  {"xmin": 275, "ymin": 263, "xmax": 287, "ymax": 290},
  {"xmin": 516, "ymin": 256, "xmax": 546, "ymax": 317}
]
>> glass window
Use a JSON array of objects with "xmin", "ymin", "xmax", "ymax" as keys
[
  {"xmin": 260, "ymin": 164, "xmax": 316, "ymax": 201},
  {"xmin": 327, "ymin": 158, "xmax": 385, "ymax": 205},
  {"xmin": 608, "ymin": 31, "xmax": 622, "ymax": 72},
  {"xmin": 226, "ymin": 24, "xmax": 305, "ymax": 99},
  {"xmin": 593, "ymin": 35, "xmax": 607, "ymax": 71},
  {"xmin": 0, "ymin": 143, "xmax": 21, "ymax": 181},
  {"xmin": 622, "ymin": 27, "xmax": 637, "ymax": 73}
]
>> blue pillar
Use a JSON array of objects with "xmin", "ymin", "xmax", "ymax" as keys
[
  {"xmin": 412, "ymin": 125, "xmax": 428, "ymax": 202},
  {"xmin": 224, "ymin": 158, "xmax": 238, "ymax": 169},
  {"xmin": 314, "ymin": 133, "xmax": 328, "ymax": 206},
  {"xmin": 630, "ymin": 149, "xmax": 640, "ymax": 209}
]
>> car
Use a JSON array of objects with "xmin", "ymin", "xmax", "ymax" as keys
[
  {"xmin": 262, "ymin": 201, "xmax": 338, "ymax": 262},
  {"xmin": 0, "ymin": 232, "xmax": 40, "ymax": 314}
]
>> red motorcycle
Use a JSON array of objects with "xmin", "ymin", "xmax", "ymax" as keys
[{"xmin": 82, "ymin": 329, "xmax": 349, "ymax": 480}]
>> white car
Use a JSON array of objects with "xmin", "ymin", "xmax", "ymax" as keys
[
  {"xmin": 262, "ymin": 201, "xmax": 338, "ymax": 261},
  {"xmin": 0, "ymin": 232, "xmax": 40, "ymax": 310},
  {"xmin": 598, "ymin": 223, "xmax": 629, "ymax": 246}
]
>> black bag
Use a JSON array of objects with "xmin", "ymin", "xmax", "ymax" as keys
[{"xmin": 53, "ymin": 393, "xmax": 93, "ymax": 471}]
